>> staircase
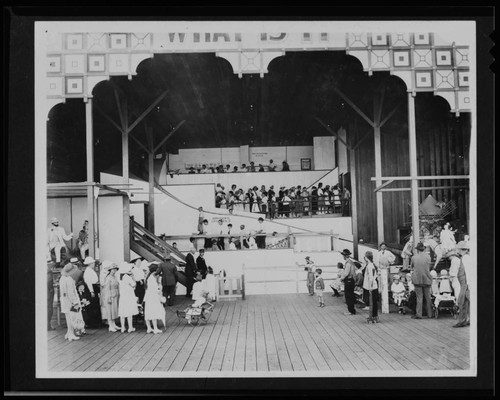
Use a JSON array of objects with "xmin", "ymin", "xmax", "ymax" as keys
[{"xmin": 129, "ymin": 217, "xmax": 188, "ymax": 287}]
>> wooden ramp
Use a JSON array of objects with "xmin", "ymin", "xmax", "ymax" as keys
[{"xmin": 46, "ymin": 293, "xmax": 470, "ymax": 374}]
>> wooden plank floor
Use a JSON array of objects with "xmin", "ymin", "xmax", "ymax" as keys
[{"xmin": 46, "ymin": 293, "xmax": 470, "ymax": 374}]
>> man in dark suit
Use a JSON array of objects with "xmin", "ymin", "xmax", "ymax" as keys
[
  {"xmin": 184, "ymin": 247, "xmax": 197, "ymax": 297},
  {"xmin": 159, "ymin": 253, "xmax": 179, "ymax": 306},
  {"xmin": 196, "ymin": 249, "xmax": 208, "ymax": 279}
]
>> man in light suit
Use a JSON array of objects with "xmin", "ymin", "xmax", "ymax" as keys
[{"xmin": 47, "ymin": 217, "xmax": 73, "ymax": 263}]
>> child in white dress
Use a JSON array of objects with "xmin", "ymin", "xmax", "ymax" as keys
[
  {"xmin": 118, "ymin": 262, "xmax": 139, "ymax": 333},
  {"xmin": 390, "ymin": 274, "xmax": 406, "ymax": 312},
  {"xmin": 203, "ymin": 267, "xmax": 217, "ymax": 302},
  {"xmin": 430, "ymin": 269, "xmax": 440, "ymax": 296},
  {"xmin": 144, "ymin": 264, "xmax": 165, "ymax": 334}
]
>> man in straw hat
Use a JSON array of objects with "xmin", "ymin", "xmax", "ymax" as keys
[
  {"xmin": 410, "ymin": 242, "xmax": 433, "ymax": 319},
  {"xmin": 339, "ymin": 249, "xmax": 357, "ymax": 315},
  {"xmin": 47, "ymin": 217, "xmax": 73, "ymax": 263},
  {"xmin": 452, "ymin": 240, "xmax": 471, "ymax": 328}
]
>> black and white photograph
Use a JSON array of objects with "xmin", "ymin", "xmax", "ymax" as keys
[{"xmin": 5, "ymin": 8, "xmax": 495, "ymax": 396}]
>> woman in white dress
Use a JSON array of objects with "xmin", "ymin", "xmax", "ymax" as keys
[
  {"xmin": 59, "ymin": 263, "xmax": 82, "ymax": 341},
  {"xmin": 118, "ymin": 262, "xmax": 139, "ymax": 333},
  {"xmin": 143, "ymin": 263, "xmax": 165, "ymax": 334}
]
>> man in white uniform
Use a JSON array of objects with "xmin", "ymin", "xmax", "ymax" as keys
[{"xmin": 47, "ymin": 217, "xmax": 73, "ymax": 263}]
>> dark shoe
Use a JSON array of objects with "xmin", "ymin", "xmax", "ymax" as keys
[
  {"xmin": 453, "ymin": 323, "xmax": 466, "ymax": 328},
  {"xmin": 411, "ymin": 316, "xmax": 422, "ymax": 319}
]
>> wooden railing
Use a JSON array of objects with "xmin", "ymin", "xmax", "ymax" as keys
[{"xmin": 130, "ymin": 216, "xmax": 186, "ymax": 263}]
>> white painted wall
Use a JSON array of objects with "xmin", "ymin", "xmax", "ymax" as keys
[
  {"xmin": 337, "ymin": 127, "xmax": 348, "ymax": 175},
  {"xmin": 313, "ymin": 136, "xmax": 336, "ymax": 170},
  {"xmin": 97, "ymin": 196, "xmax": 126, "ymax": 263}
]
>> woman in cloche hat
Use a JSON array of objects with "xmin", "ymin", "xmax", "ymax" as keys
[
  {"xmin": 59, "ymin": 263, "xmax": 81, "ymax": 341},
  {"xmin": 101, "ymin": 261, "xmax": 120, "ymax": 332}
]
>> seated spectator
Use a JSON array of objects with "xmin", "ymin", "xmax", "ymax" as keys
[
  {"xmin": 330, "ymin": 262, "xmax": 344, "ymax": 297},
  {"xmin": 240, "ymin": 164, "xmax": 247, "ymax": 172},
  {"xmin": 248, "ymin": 231, "xmax": 258, "ymax": 249},
  {"xmin": 237, "ymin": 224, "xmax": 249, "ymax": 249},
  {"xmin": 200, "ymin": 164, "xmax": 209, "ymax": 174},
  {"xmin": 258, "ymin": 164, "xmax": 265, "ymax": 172},
  {"xmin": 225, "ymin": 164, "xmax": 231, "ymax": 172},
  {"xmin": 188, "ymin": 167, "xmax": 196, "ymax": 174},
  {"xmin": 249, "ymin": 161, "xmax": 256, "ymax": 172},
  {"xmin": 390, "ymin": 274, "xmax": 406, "ymax": 312},
  {"xmin": 232, "ymin": 166, "xmax": 239, "ymax": 173},
  {"xmin": 282, "ymin": 160, "xmax": 290, "ymax": 171},
  {"xmin": 228, "ymin": 237, "xmax": 237, "ymax": 250},
  {"xmin": 268, "ymin": 159, "xmax": 277, "ymax": 171}
]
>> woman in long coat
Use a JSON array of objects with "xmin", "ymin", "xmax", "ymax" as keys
[
  {"xmin": 59, "ymin": 263, "xmax": 82, "ymax": 341},
  {"xmin": 101, "ymin": 261, "xmax": 120, "ymax": 332}
]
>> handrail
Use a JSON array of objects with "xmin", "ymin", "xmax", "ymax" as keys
[{"xmin": 130, "ymin": 217, "xmax": 186, "ymax": 261}]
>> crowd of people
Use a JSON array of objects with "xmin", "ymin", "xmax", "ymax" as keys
[
  {"xmin": 213, "ymin": 182, "xmax": 351, "ymax": 218},
  {"xmin": 48, "ymin": 247, "xmax": 219, "ymax": 341},
  {"xmin": 299, "ymin": 233, "xmax": 471, "ymax": 328},
  {"xmin": 186, "ymin": 159, "xmax": 290, "ymax": 174}
]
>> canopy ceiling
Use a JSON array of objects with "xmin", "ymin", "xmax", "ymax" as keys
[{"xmin": 47, "ymin": 50, "xmax": 453, "ymax": 181}]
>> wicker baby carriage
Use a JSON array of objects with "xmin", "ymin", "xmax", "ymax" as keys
[{"xmin": 176, "ymin": 302, "xmax": 215, "ymax": 326}]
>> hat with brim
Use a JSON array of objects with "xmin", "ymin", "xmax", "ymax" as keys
[
  {"xmin": 61, "ymin": 263, "xmax": 76, "ymax": 276},
  {"xmin": 102, "ymin": 260, "xmax": 118, "ymax": 271},
  {"xmin": 456, "ymin": 241, "xmax": 470, "ymax": 250},
  {"xmin": 140, "ymin": 259, "xmax": 152, "ymax": 271},
  {"xmin": 415, "ymin": 242, "xmax": 426, "ymax": 252},
  {"xmin": 69, "ymin": 257, "xmax": 79, "ymax": 263},
  {"xmin": 340, "ymin": 249, "xmax": 352, "ymax": 256},
  {"xmin": 51, "ymin": 217, "xmax": 59, "ymax": 224},
  {"xmin": 118, "ymin": 262, "xmax": 133, "ymax": 275},
  {"xmin": 83, "ymin": 256, "xmax": 95, "ymax": 265}
]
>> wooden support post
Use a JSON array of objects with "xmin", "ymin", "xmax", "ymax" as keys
[
  {"xmin": 85, "ymin": 99, "xmax": 95, "ymax": 257},
  {"xmin": 146, "ymin": 125, "xmax": 155, "ymax": 233},
  {"xmin": 348, "ymin": 144, "xmax": 359, "ymax": 260},
  {"xmin": 408, "ymin": 92, "xmax": 420, "ymax": 246},
  {"xmin": 374, "ymin": 94, "xmax": 385, "ymax": 245},
  {"xmin": 123, "ymin": 195, "xmax": 130, "ymax": 262},
  {"xmin": 380, "ymin": 266, "xmax": 389, "ymax": 314}
]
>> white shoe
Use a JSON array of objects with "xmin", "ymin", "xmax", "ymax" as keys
[
  {"xmin": 146, "ymin": 328, "xmax": 153, "ymax": 334},
  {"xmin": 128, "ymin": 327, "xmax": 136, "ymax": 333},
  {"xmin": 121, "ymin": 327, "xmax": 125, "ymax": 333},
  {"xmin": 153, "ymin": 329, "xmax": 162, "ymax": 334},
  {"xmin": 362, "ymin": 306, "xmax": 370, "ymax": 311},
  {"xmin": 108, "ymin": 327, "xmax": 117, "ymax": 332}
]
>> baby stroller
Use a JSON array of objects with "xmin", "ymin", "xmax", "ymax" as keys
[
  {"xmin": 176, "ymin": 301, "xmax": 215, "ymax": 326},
  {"xmin": 431, "ymin": 293, "xmax": 458, "ymax": 319}
]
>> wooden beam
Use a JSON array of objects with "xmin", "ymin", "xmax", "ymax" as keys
[
  {"xmin": 85, "ymin": 99, "xmax": 95, "ymax": 257},
  {"xmin": 379, "ymin": 103, "xmax": 401, "ymax": 128},
  {"xmin": 95, "ymin": 103, "xmax": 125, "ymax": 134},
  {"xmin": 114, "ymin": 87, "xmax": 127, "ymax": 132},
  {"xmin": 373, "ymin": 92, "xmax": 384, "ymax": 244},
  {"xmin": 153, "ymin": 120, "xmax": 186, "ymax": 153},
  {"xmin": 374, "ymin": 179, "xmax": 395, "ymax": 192},
  {"xmin": 333, "ymin": 87, "xmax": 375, "ymax": 128},
  {"xmin": 314, "ymin": 117, "xmax": 349, "ymax": 148},
  {"xmin": 351, "ymin": 129, "xmax": 372, "ymax": 151},
  {"xmin": 378, "ymin": 185, "xmax": 469, "ymax": 192},
  {"xmin": 408, "ymin": 93, "xmax": 420, "ymax": 246},
  {"xmin": 349, "ymin": 144, "xmax": 359, "ymax": 260},
  {"xmin": 126, "ymin": 90, "xmax": 169, "ymax": 134},
  {"xmin": 145, "ymin": 124, "xmax": 155, "ymax": 233},
  {"xmin": 376, "ymin": 86, "xmax": 386, "ymax": 125},
  {"xmin": 370, "ymin": 175, "xmax": 470, "ymax": 181},
  {"xmin": 128, "ymin": 132, "xmax": 151, "ymax": 154}
]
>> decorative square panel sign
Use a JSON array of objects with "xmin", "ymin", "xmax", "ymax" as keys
[
  {"xmin": 414, "ymin": 33, "xmax": 430, "ymax": 45},
  {"xmin": 436, "ymin": 50, "xmax": 453, "ymax": 66},
  {"xmin": 391, "ymin": 33, "xmax": 411, "ymax": 47},
  {"xmin": 66, "ymin": 34, "xmax": 83, "ymax": 50},
  {"xmin": 47, "ymin": 55, "xmax": 61, "ymax": 73},
  {"xmin": 110, "ymin": 33, "xmax": 128, "ymax": 49},
  {"xmin": 109, "ymin": 54, "xmax": 129, "ymax": 73},
  {"xmin": 458, "ymin": 71, "xmax": 470, "ymax": 87},
  {"xmin": 64, "ymin": 54, "xmax": 85, "ymax": 74},
  {"xmin": 393, "ymin": 51, "xmax": 410, "ymax": 67},
  {"xmin": 47, "ymin": 77, "xmax": 63, "ymax": 96},
  {"xmin": 88, "ymin": 54, "xmax": 106, "ymax": 72},
  {"xmin": 66, "ymin": 77, "xmax": 84, "ymax": 94},
  {"xmin": 415, "ymin": 71, "xmax": 432, "ymax": 88},
  {"xmin": 371, "ymin": 33, "xmax": 387, "ymax": 46},
  {"xmin": 435, "ymin": 70, "xmax": 454, "ymax": 89}
]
